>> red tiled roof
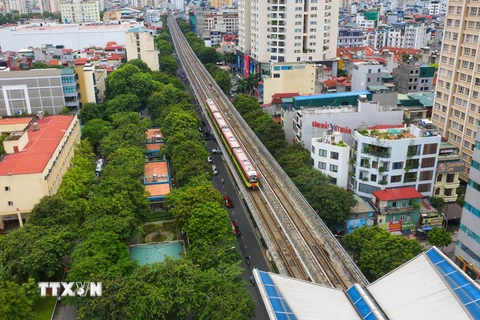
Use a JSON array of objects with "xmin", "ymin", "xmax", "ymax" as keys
[
  {"xmin": 105, "ymin": 45, "xmax": 124, "ymax": 50},
  {"xmin": 49, "ymin": 59, "xmax": 60, "ymax": 66},
  {"xmin": 62, "ymin": 48, "xmax": 73, "ymax": 53},
  {"xmin": 105, "ymin": 41, "xmax": 118, "ymax": 47},
  {"xmin": 74, "ymin": 58, "xmax": 88, "ymax": 65},
  {"xmin": 0, "ymin": 117, "xmax": 33, "ymax": 126},
  {"xmin": 145, "ymin": 184, "xmax": 170, "ymax": 197},
  {"xmin": 272, "ymin": 92, "xmax": 299, "ymax": 104},
  {"xmin": 373, "ymin": 187, "xmax": 423, "ymax": 201},
  {"xmin": 107, "ymin": 54, "xmax": 123, "ymax": 60},
  {"xmin": 0, "ymin": 116, "xmax": 76, "ymax": 176}
]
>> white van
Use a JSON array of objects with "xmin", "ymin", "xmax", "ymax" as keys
[{"xmin": 212, "ymin": 165, "xmax": 219, "ymax": 175}]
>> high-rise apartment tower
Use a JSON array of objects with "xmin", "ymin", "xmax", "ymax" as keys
[
  {"xmin": 238, "ymin": 0, "xmax": 339, "ymax": 64},
  {"xmin": 432, "ymin": 0, "xmax": 480, "ymax": 181}
]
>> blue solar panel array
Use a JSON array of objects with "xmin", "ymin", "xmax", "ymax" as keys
[
  {"xmin": 258, "ymin": 271, "xmax": 297, "ymax": 320},
  {"xmin": 345, "ymin": 286, "xmax": 378, "ymax": 320},
  {"xmin": 426, "ymin": 248, "xmax": 480, "ymax": 319}
]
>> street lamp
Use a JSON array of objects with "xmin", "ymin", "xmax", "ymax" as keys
[{"xmin": 441, "ymin": 203, "xmax": 449, "ymax": 231}]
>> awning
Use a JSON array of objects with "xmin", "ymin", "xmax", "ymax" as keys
[{"xmin": 422, "ymin": 226, "xmax": 434, "ymax": 231}]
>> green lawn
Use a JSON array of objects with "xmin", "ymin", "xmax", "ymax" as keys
[{"xmin": 33, "ymin": 296, "xmax": 56, "ymax": 320}]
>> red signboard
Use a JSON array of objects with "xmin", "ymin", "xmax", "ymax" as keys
[
  {"xmin": 244, "ymin": 54, "xmax": 250, "ymax": 78},
  {"xmin": 312, "ymin": 121, "xmax": 352, "ymax": 134},
  {"xmin": 388, "ymin": 221, "xmax": 402, "ymax": 232}
]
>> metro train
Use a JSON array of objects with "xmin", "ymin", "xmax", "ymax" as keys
[{"xmin": 205, "ymin": 98, "xmax": 259, "ymax": 188}]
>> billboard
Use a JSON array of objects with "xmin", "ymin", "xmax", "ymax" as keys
[{"xmin": 244, "ymin": 54, "xmax": 250, "ymax": 78}]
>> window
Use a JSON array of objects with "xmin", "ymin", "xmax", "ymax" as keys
[
  {"xmin": 391, "ymin": 175, "xmax": 402, "ymax": 183},
  {"xmin": 318, "ymin": 161, "xmax": 326, "ymax": 170},
  {"xmin": 319, "ymin": 149, "xmax": 327, "ymax": 157},
  {"xmin": 371, "ymin": 174, "xmax": 377, "ymax": 182},
  {"xmin": 423, "ymin": 143, "xmax": 438, "ymax": 155},
  {"xmin": 273, "ymin": 74, "xmax": 280, "ymax": 78},
  {"xmin": 419, "ymin": 170, "xmax": 433, "ymax": 181},
  {"xmin": 392, "ymin": 162, "xmax": 403, "ymax": 170},
  {"xmin": 330, "ymin": 164, "xmax": 338, "ymax": 173},
  {"xmin": 417, "ymin": 183, "xmax": 431, "ymax": 193},
  {"xmin": 4, "ymin": 186, "xmax": 10, "ymax": 191},
  {"xmin": 330, "ymin": 151, "xmax": 339, "ymax": 160},
  {"xmin": 311, "ymin": 145, "xmax": 315, "ymax": 153},
  {"xmin": 8, "ymin": 201, "xmax": 13, "ymax": 206},
  {"xmin": 421, "ymin": 157, "xmax": 436, "ymax": 168}
]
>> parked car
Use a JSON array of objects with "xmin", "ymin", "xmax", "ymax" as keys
[
  {"xmin": 212, "ymin": 165, "xmax": 219, "ymax": 175},
  {"xmin": 212, "ymin": 148, "xmax": 222, "ymax": 154},
  {"xmin": 231, "ymin": 220, "xmax": 241, "ymax": 236},
  {"xmin": 224, "ymin": 196, "xmax": 233, "ymax": 208},
  {"xmin": 208, "ymin": 156, "xmax": 213, "ymax": 163}
]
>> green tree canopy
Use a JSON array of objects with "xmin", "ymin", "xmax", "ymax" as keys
[
  {"xmin": 81, "ymin": 118, "xmax": 112, "ymax": 151},
  {"xmin": 344, "ymin": 226, "xmax": 424, "ymax": 281},
  {"xmin": 126, "ymin": 59, "xmax": 152, "ymax": 73},
  {"xmin": 427, "ymin": 227, "xmax": 452, "ymax": 249},
  {"xmin": 104, "ymin": 93, "xmax": 141, "ymax": 117},
  {"xmin": 78, "ymin": 103, "xmax": 104, "ymax": 124},
  {"xmin": 159, "ymin": 55, "xmax": 179, "ymax": 75},
  {"xmin": 0, "ymin": 279, "xmax": 37, "ymax": 320},
  {"xmin": 0, "ymin": 225, "xmax": 75, "ymax": 280},
  {"xmin": 185, "ymin": 203, "xmax": 232, "ymax": 244}
]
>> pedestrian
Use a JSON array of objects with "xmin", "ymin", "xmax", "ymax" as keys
[
  {"xmin": 57, "ymin": 296, "xmax": 61, "ymax": 304},
  {"xmin": 221, "ymin": 178, "xmax": 225, "ymax": 183}
]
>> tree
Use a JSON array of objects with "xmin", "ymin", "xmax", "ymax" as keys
[
  {"xmin": 427, "ymin": 227, "xmax": 452, "ymax": 249},
  {"xmin": 156, "ymin": 39, "xmax": 173, "ymax": 57},
  {"xmin": 81, "ymin": 119, "xmax": 112, "ymax": 151},
  {"xmin": 307, "ymin": 184, "xmax": 357, "ymax": 231},
  {"xmin": 0, "ymin": 280, "xmax": 37, "ymax": 319},
  {"xmin": 31, "ymin": 61, "xmax": 63, "ymax": 69},
  {"xmin": 0, "ymin": 225, "xmax": 75, "ymax": 280},
  {"xmin": 27, "ymin": 195, "xmax": 80, "ymax": 228},
  {"xmin": 159, "ymin": 55, "xmax": 179, "ymax": 75},
  {"xmin": 104, "ymin": 93, "xmax": 141, "ymax": 117},
  {"xmin": 198, "ymin": 47, "xmax": 219, "ymax": 64},
  {"xmin": 126, "ymin": 59, "xmax": 152, "ymax": 73},
  {"xmin": 165, "ymin": 181, "xmax": 223, "ymax": 228},
  {"xmin": 213, "ymin": 69, "xmax": 232, "ymax": 94},
  {"xmin": 151, "ymin": 71, "xmax": 184, "ymax": 90},
  {"xmin": 102, "ymin": 147, "xmax": 146, "ymax": 179},
  {"xmin": 429, "ymin": 196, "xmax": 445, "ymax": 213},
  {"xmin": 223, "ymin": 51, "xmax": 237, "ymax": 65},
  {"xmin": 344, "ymin": 226, "xmax": 424, "ymax": 281},
  {"xmin": 67, "ymin": 231, "xmax": 137, "ymax": 282},
  {"xmin": 78, "ymin": 103, "xmax": 104, "ymax": 124},
  {"xmin": 185, "ymin": 203, "xmax": 232, "ymax": 244}
]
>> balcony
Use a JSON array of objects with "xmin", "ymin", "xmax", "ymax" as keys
[{"xmin": 363, "ymin": 147, "xmax": 391, "ymax": 158}]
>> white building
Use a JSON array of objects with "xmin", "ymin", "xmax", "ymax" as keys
[
  {"xmin": 311, "ymin": 131, "xmax": 350, "ymax": 188},
  {"xmin": 60, "ymin": 0, "xmax": 100, "ymax": 23},
  {"xmin": 351, "ymin": 120, "xmax": 441, "ymax": 198},
  {"xmin": 238, "ymin": 0, "xmax": 339, "ymax": 64},
  {"xmin": 0, "ymin": 22, "xmax": 145, "ymax": 52},
  {"xmin": 386, "ymin": 22, "xmax": 428, "ymax": 49},
  {"xmin": 426, "ymin": 0, "xmax": 446, "ymax": 16},
  {"xmin": 351, "ymin": 61, "xmax": 388, "ymax": 92},
  {"xmin": 284, "ymin": 93, "xmax": 404, "ymax": 151},
  {"xmin": 355, "ymin": 11, "xmax": 379, "ymax": 30},
  {"xmin": 125, "ymin": 27, "xmax": 159, "ymax": 71},
  {"xmin": 204, "ymin": 10, "xmax": 239, "ymax": 34},
  {"xmin": 173, "ymin": 0, "xmax": 184, "ymax": 11},
  {"xmin": 4, "ymin": 0, "xmax": 28, "ymax": 14}
]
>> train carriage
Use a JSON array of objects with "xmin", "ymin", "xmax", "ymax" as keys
[{"xmin": 205, "ymin": 98, "xmax": 258, "ymax": 187}]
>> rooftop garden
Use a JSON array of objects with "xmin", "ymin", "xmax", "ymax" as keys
[
  {"xmin": 356, "ymin": 129, "xmax": 413, "ymax": 140},
  {"xmin": 331, "ymin": 140, "xmax": 348, "ymax": 147}
]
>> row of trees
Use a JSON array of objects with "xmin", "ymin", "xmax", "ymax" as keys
[
  {"xmin": 177, "ymin": 19, "xmax": 232, "ymax": 94},
  {"xmin": 72, "ymin": 28, "xmax": 255, "ymax": 318},
  {"xmin": 0, "ymin": 11, "xmax": 61, "ymax": 25}
]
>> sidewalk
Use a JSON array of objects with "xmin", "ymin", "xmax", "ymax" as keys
[{"xmin": 52, "ymin": 303, "xmax": 77, "ymax": 320}]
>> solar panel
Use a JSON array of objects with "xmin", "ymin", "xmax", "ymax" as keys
[{"xmin": 346, "ymin": 286, "xmax": 377, "ymax": 320}]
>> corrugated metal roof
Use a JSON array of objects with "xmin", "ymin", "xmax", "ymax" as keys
[{"xmin": 368, "ymin": 248, "xmax": 475, "ymax": 320}]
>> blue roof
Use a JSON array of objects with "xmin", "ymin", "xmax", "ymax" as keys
[
  {"xmin": 293, "ymin": 91, "xmax": 371, "ymax": 101},
  {"xmin": 258, "ymin": 271, "xmax": 297, "ymax": 320},
  {"xmin": 425, "ymin": 249, "xmax": 480, "ymax": 318},
  {"xmin": 346, "ymin": 286, "xmax": 378, "ymax": 320}
]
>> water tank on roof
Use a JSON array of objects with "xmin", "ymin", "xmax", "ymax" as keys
[{"xmin": 359, "ymin": 94, "xmax": 367, "ymax": 102}]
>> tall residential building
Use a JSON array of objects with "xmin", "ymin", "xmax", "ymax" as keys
[
  {"xmin": 0, "ymin": 115, "xmax": 80, "ymax": 230},
  {"xmin": 125, "ymin": 27, "xmax": 159, "ymax": 71},
  {"xmin": 60, "ymin": 0, "xmax": 100, "ymax": 23},
  {"xmin": 238, "ymin": 0, "xmax": 339, "ymax": 64},
  {"xmin": 455, "ymin": 126, "xmax": 480, "ymax": 280},
  {"xmin": 431, "ymin": 0, "xmax": 480, "ymax": 181},
  {"xmin": 4, "ymin": 0, "xmax": 28, "ymax": 14},
  {"xmin": 74, "ymin": 63, "xmax": 107, "ymax": 107}
]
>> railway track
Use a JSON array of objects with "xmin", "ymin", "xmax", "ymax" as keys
[{"xmin": 168, "ymin": 16, "xmax": 365, "ymax": 289}]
